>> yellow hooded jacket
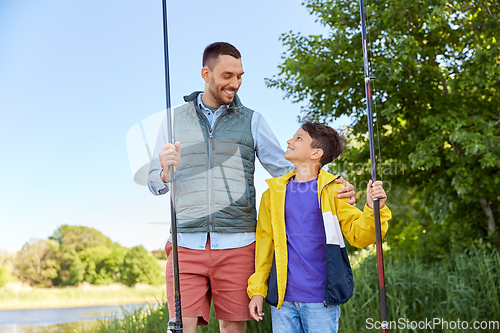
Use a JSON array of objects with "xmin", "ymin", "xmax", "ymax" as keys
[{"xmin": 247, "ymin": 169, "xmax": 392, "ymax": 309}]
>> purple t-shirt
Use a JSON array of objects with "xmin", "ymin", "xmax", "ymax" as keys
[{"xmin": 283, "ymin": 177, "xmax": 326, "ymax": 303}]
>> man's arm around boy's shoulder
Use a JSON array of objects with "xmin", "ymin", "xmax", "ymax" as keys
[{"xmin": 327, "ymin": 180, "xmax": 392, "ymax": 249}]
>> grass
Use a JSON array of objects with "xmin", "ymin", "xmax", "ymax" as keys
[
  {"xmin": 88, "ymin": 244, "xmax": 500, "ymax": 333},
  {"xmin": 340, "ymin": 244, "xmax": 500, "ymax": 332},
  {"xmin": 4, "ymin": 321, "xmax": 102, "ymax": 333},
  {"xmin": 0, "ymin": 283, "xmax": 166, "ymax": 310},
  {"xmin": 91, "ymin": 302, "xmax": 170, "ymax": 333},
  {"xmin": 89, "ymin": 301, "xmax": 273, "ymax": 333}
]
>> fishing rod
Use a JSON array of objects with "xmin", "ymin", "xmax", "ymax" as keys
[
  {"xmin": 161, "ymin": 0, "xmax": 183, "ymax": 332},
  {"xmin": 358, "ymin": 0, "xmax": 388, "ymax": 332}
]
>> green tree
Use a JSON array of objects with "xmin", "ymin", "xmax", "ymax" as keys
[
  {"xmin": 69, "ymin": 253, "xmax": 85, "ymax": 285},
  {"xmin": 0, "ymin": 266, "xmax": 14, "ymax": 288},
  {"xmin": 66, "ymin": 244, "xmax": 129, "ymax": 285},
  {"xmin": 50, "ymin": 225, "xmax": 119, "ymax": 253},
  {"xmin": 70, "ymin": 245, "xmax": 113, "ymax": 285},
  {"xmin": 120, "ymin": 245, "xmax": 163, "ymax": 287},
  {"xmin": 15, "ymin": 239, "xmax": 60, "ymax": 287},
  {"xmin": 151, "ymin": 248, "xmax": 167, "ymax": 260},
  {"xmin": 98, "ymin": 247, "xmax": 128, "ymax": 283},
  {"xmin": 0, "ymin": 250, "xmax": 15, "ymax": 287},
  {"xmin": 268, "ymin": 0, "xmax": 500, "ymax": 248},
  {"xmin": 50, "ymin": 225, "xmax": 121, "ymax": 285}
]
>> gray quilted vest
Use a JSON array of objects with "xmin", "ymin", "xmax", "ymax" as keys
[{"xmin": 173, "ymin": 91, "xmax": 256, "ymax": 233}]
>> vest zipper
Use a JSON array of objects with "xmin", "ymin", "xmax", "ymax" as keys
[
  {"xmin": 209, "ymin": 132, "xmax": 214, "ymax": 150},
  {"xmin": 207, "ymin": 113, "xmax": 222, "ymax": 233},
  {"xmin": 208, "ymin": 128, "xmax": 213, "ymax": 232},
  {"xmin": 319, "ymin": 175, "xmax": 340, "ymax": 307},
  {"xmin": 196, "ymin": 101, "xmax": 228, "ymax": 234},
  {"xmin": 202, "ymin": 106, "xmax": 228, "ymax": 234}
]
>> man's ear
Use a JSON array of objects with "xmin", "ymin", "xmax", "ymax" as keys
[
  {"xmin": 311, "ymin": 148, "xmax": 324, "ymax": 161},
  {"xmin": 201, "ymin": 67, "xmax": 210, "ymax": 83}
]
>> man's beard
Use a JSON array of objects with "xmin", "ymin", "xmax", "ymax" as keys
[{"xmin": 208, "ymin": 84, "xmax": 236, "ymax": 106}]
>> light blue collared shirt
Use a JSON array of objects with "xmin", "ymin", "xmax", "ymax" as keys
[{"xmin": 149, "ymin": 93, "xmax": 294, "ymax": 250}]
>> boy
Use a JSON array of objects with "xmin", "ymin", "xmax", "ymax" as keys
[{"xmin": 247, "ymin": 121, "xmax": 392, "ymax": 333}]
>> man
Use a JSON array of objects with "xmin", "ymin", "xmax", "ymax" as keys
[{"xmin": 148, "ymin": 42, "xmax": 355, "ymax": 333}]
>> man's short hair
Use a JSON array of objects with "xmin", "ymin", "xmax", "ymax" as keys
[
  {"xmin": 301, "ymin": 121, "xmax": 346, "ymax": 167},
  {"xmin": 202, "ymin": 42, "xmax": 241, "ymax": 69}
]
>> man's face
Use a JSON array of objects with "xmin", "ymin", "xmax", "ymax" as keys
[{"xmin": 202, "ymin": 55, "xmax": 244, "ymax": 107}]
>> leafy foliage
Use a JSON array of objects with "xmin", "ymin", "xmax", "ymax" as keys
[
  {"xmin": 51, "ymin": 225, "xmax": 121, "ymax": 285},
  {"xmin": 268, "ymin": 0, "xmax": 500, "ymax": 248},
  {"xmin": 0, "ymin": 250, "xmax": 15, "ymax": 288},
  {"xmin": 70, "ymin": 245, "xmax": 113, "ymax": 285},
  {"xmin": 120, "ymin": 245, "xmax": 164, "ymax": 287},
  {"xmin": 15, "ymin": 239, "xmax": 60, "ymax": 287},
  {"xmin": 51, "ymin": 225, "xmax": 119, "ymax": 254},
  {"xmin": 151, "ymin": 248, "xmax": 168, "ymax": 260},
  {"xmin": 99, "ymin": 247, "xmax": 129, "ymax": 283},
  {"xmin": 0, "ymin": 265, "xmax": 13, "ymax": 288},
  {"xmin": 8, "ymin": 225, "xmax": 163, "ymax": 287}
]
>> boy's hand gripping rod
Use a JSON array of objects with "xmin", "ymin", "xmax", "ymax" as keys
[
  {"xmin": 359, "ymin": 0, "xmax": 389, "ymax": 332},
  {"xmin": 161, "ymin": 1, "xmax": 183, "ymax": 332}
]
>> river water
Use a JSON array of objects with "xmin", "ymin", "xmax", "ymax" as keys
[{"xmin": 0, "ymin": 303, "xmax": 150, "ymax": 333}]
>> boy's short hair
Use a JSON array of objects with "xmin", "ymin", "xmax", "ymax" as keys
[
  {"xmin": 202, "ymin": 42, "xmax": 241, "ymax": 70},
  {"xmin": 301, "ymin": 121, "xmax": 346, "ymax": 167}
]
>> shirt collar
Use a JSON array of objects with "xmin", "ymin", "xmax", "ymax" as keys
[{"xmin": 197, "ymin": 93, "xmax": 229, "ymax": 113}]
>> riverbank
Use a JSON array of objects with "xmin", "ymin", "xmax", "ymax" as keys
[{"xmin": 0, "ymin": 282, "xmax": 165, "ymax": 310}]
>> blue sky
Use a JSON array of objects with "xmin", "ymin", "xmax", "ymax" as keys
[{"xmin": 0, "ymin": 0, "xmax": 349, "ymax": 252}]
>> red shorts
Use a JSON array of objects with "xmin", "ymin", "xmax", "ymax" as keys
[{"xmin": 165, "ymin": 238, "xmax": 255, "ymax": 325}]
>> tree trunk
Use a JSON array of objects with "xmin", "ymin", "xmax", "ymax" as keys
[{"xmin": 479, "ymin": 198, "xmax": 496, "ymax": 235}]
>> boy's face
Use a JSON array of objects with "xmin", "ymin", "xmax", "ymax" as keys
[{"xmin": 285, "ymin": 128, "xmax": 319, "ymax": 164}]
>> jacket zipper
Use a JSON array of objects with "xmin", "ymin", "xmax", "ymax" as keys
[{"xmin": 319, "ymin": 175, "xmax": 340, "ymax": 307}]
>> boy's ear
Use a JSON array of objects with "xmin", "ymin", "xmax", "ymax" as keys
[{"xmin": 311, "ymin": 148, "xmax": 324, "ymax": 161}]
